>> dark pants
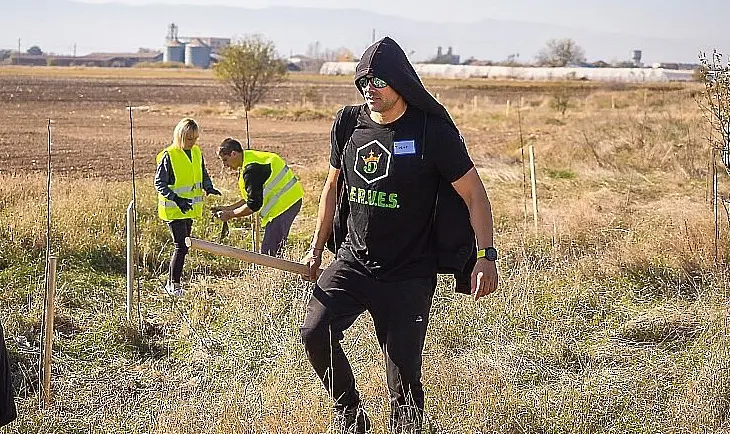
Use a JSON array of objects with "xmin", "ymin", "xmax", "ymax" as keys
[
  {"xmin": 300, "ymin": 256, "xmax": 435, "ymax": 425},
  {"xmin": 0, "ymin": 321, "xmax": 17, "ymax": 428},
  {"xmin": 260, "ymin": 199, "xmax": 301, "ymax": 257},
  {"xmin": 166, "ymin": 218, "xmax": 192, "ymax": 284}
]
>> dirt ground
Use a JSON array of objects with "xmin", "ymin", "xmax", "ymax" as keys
[
  {"xmin": 0, "ymin": 72, "xmax": 353, "ymax": 180},
  {"xmin": 0, "ymin": 67, "xmax": 675, "ymax": 180}
]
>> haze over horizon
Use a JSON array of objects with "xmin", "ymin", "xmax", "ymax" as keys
[{"xmin": 1, "ymin": 0, "xmax": 727, "ymax": 64}]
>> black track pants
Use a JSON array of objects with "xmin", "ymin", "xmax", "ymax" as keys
[
  {"xmin": 300, "ymin": 257, "xmax": 436, "ymax": 414},
  {"xmin": 166, "ymin": 218, "xmax": 192, "ymax": 284}
]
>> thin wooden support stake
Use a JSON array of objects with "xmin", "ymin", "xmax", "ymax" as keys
[
  {"xmin": 529, "ymin": 145, "xmax": 539, "ymax": 230},
  {"xmin": 714, "ymin": 148, "xmax": 719, "ymax": 265}
]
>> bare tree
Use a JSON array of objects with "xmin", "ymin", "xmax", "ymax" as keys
[
  {"xmin": 306, "ymin": 42, "xmax": 354, "ymax": 61},
  {"xmin": 535, "ymin": 39, "xmax": 586, "ymax": 67},
  {"xmin": 697, "ymin": 51, "xmax": 730, "ymax": 172},
  {"xmin": 213, "ymin": 35, "xmax": 287, "ymax": 112}
]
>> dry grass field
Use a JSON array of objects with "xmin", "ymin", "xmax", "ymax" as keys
[{"xmin": 1, "ymin": 66, "xmax": 729, "ymax": 433}]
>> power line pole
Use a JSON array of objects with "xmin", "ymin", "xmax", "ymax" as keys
[{"xmin": 18, "ymin": 38, "xmax": 21, "ymax": 55}]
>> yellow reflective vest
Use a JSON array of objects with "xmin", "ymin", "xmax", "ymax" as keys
[
  {"xmin": 156, "ymin": 144, "xmax": 204, "ymax": 221},
  {"xmin": 238, "ymin": 150, "xmax": 304, "ymax": 226}
]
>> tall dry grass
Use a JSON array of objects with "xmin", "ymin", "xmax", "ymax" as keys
[{"xmin": 2, "ymin": 81, "xmax": 730, "ymax": 433}]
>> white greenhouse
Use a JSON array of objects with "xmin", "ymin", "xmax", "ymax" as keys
[{"xmin": 319, "ymin": 62, "xmax": 694, "ymax": 83}]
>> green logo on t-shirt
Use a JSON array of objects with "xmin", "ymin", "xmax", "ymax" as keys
[
  {"xmin": 348, "ymin": 186, "xmax": 399, "ymax": 209},
  {"xmin": 361, "ymin": 150, "xmax": 381, "ymax": 174},
  {"xmin": 355, "ymin": 140, "xmax": 391, "ymax": 184}
]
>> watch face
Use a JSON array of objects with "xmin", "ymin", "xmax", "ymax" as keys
[{"xmin": 485, "ymin": 247, "xmax": 498, "ymax": 261}]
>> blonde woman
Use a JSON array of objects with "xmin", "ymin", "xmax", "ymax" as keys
[{"xmin": 154, "ymin": 118, "xmax": 221, "ymax": 296}]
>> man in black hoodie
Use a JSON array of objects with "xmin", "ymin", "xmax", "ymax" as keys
[{"xmin": 301, "ymin": 37, "xmax": 498, "ymax": 433}]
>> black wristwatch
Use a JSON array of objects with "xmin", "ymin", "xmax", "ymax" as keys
[{"xmin": 476, "ymin": 246, "xmax": 498, "ymax": 261}]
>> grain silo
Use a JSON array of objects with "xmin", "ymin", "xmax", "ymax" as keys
[
  {"xmin": 185, "ymin": 39, "xmax": 211, "ymax": 68},
  {"xmin": 163, "ymin": 23, "xmax": 185, "ymax": 64},
  {"xmin": 164, "ymin": 39, "xmax": 185, "ymax": 64}
]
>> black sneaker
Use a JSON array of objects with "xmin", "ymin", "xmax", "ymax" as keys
[
  {"xmin": 163, "ymin": 280, "xmax": 183, "ymax": 297},
  {"xmin": 333, "ymin": 405, "xmax": 371, "ymax": 434}
]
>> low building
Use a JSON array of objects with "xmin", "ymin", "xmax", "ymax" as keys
[
  {"xmin": 8, "ymin": 54, "xmax": 47, "ymax": 66},
  {"xmin": 7, "ymin": 51, "xmax": 162, "ymax": 67},
  {"xmin": 287, "ymin": 54, "xmax": 323, "ymax": 72},
  {"xmin": 79, "ymin": 52, "xmax": 163, "ymax": 67}
]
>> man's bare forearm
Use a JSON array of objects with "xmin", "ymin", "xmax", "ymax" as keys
[
  {"xmin": 453, "ymin": 168, "xmax": 495, "ymax": 249},
  {"xmin": 311, "ymin": 167, "xmax": 340, "ymax": 249},
  {"xmin": 226, "ymin": 198, "xmax": 248, "ymax": 211},
  {"xmin": 232, "ymin": 203, "xmax": 254, "ymax": 219}
]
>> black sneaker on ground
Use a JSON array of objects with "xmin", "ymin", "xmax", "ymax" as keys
[
  {"xmin": 163, "ymin": 280, "xmax": 183, "ymax": 297},
  {"xmin": 333, "ymin": 406, "xmax": 371, "ymax": 434}
]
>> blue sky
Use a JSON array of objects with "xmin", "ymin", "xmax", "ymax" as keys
[
  {"xmin": 1, "ymin": 0, "xmax": 726, "ymax": 63},
  {"xmin": 70, "ymin": 0, "xmax": 723, "ymax": 39}
]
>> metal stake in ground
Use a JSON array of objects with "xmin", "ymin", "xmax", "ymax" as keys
[
  {"xmin": 126, "ymin": 201, "xmax": 135, "ymax": 322},
  {"xmin": 41, "ymin": 256, "xmax": 57, "ymax": 408},
  {"xmin": 128, "ymin": 104, "xmax": 142, "ymax": 331},
  {"xmin": 38, "ymin": 119, "xmax": 53, "ymax": 410}
]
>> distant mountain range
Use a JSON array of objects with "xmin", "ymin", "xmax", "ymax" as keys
[{"xmin": 2, "ymin": 0, "xmax": 725, "ymax": 65}]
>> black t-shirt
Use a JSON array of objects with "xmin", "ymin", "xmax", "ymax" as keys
[{"xmin": 330, "ymin": 105, "xmax": 474, "ymax": 280}]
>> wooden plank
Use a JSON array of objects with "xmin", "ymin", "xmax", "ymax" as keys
[{"xmin": 186, "ymin": 237, "xmax": 322, "ymax": 277}]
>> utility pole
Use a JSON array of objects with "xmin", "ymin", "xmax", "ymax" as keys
[
  {"xmin": 372, "ymin": 28, "xmax": 376, "ymax": 43},
  {"xmin": 73, "ymin": 43, "xmax": 77, "ymax": 58},
  {"xmin": 18, "ymin": 38, "xmax": 21, "ymax": 55}
]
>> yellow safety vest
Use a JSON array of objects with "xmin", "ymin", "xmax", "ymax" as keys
[
  {"xmin": 238, "ymin": 150, "xmax": 304, "ymax": 226},
  {"xmin": 156, "ymin": 144, "xmax": 204, "ymax": 221}
]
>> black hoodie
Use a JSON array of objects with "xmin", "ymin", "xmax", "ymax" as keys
[
  {"xmin": 354, "ymin": 37, "xmax": 457, "ymax": 130},
  {"xmin": 344, "ymin": 37, "xmax": 477, "ymax": 293}
]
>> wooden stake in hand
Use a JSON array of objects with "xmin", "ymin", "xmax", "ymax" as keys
[{"xmin": 186, "ymin": 237, "xmax": 323, "ymax": 278}]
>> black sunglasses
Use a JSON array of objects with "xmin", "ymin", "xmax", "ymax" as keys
[{"xmin": 358, "ymin": 76, "xmax": 388, "ymax": 89}]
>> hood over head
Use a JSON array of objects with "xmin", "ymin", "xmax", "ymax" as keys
[{"xmin": 355, "ymin": 37, "xmax": 456, "ymax": 130}]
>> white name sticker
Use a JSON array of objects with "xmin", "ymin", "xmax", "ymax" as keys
[{"xmin": 393, "ymin": 140, "xmax": 416, "ymax": 155}]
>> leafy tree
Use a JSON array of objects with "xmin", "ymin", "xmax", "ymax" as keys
[
  {"xmin": 213, "ymin": 35, "xmax": 287, "ymax": 112},
  {"xmin": 27, "ymin": 46, "xmax": 43, "ymax": 56},
  {"xmin": 535, "ymin": 39, "xmax": 586, "ymax": 67},
  {"xmin": 333, "ymin": 48, "xmax": 355, "ymax": 62}
]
